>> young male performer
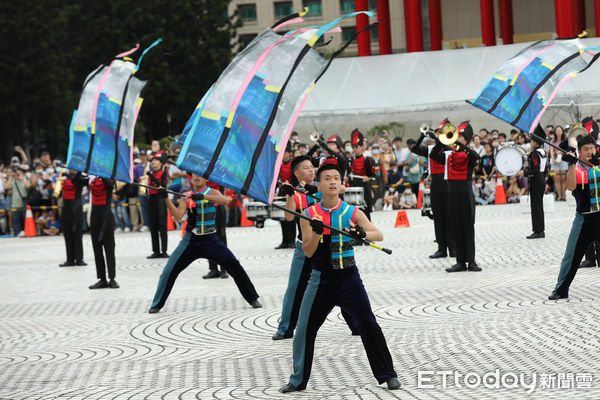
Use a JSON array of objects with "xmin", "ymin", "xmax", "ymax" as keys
[
  {"xmin": 429, "ymin": 122, "xmax": 481, "ymax": 272},
  {"xmin": 349, "ymin": 129, "xmax": 375, "ymax": 221},
  {"xmin": 273, "ymin": 156, "xmax": 357, "ymax": 340},
  {"xmin": 526, "ymin": 126, "xmax": 547, "ymax": 239},
  {"xmin": 549, "ymin": 134, "xmax": 600, "ymax": 300},
  {"xmin": 148, "ymin": 174, "xmax": 262, "ymax": 313},
  {"xmin": 59, "ymin": 170, "xmax": 87, "ymax": 267},
  {"xmin": 147, "ymin": 151, "xmax": 169, "ymax": 259},
  {"xmin": 89, "ymin": 177, "xmax": 119, "ymax": 289},
  {"xmin": 280, "ymin": 163, "xmax": 400, "ymax": 393},
  {"xmin": 412, "ymin": 119, "xmax": 455, "ymax": 258}
]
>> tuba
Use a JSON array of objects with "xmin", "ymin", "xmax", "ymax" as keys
[{"xmin": 567, "ymin": 123, "xmax": 588, "ymax": 149}]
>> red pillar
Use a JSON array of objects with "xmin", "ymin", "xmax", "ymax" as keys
[
  {"xmin": 595, "ymin": 0, "xmax": 600, "ymax": 37},
  {"xmin": 498, "ymin": 0, "xmax": 513, "ymax": 44},
  {"xmin": 404, "ymin": 0, "xmax": 423, "ymax": 52},
  {"xmin": 355, "ymin": 0, "xmax": 371, "ymax": 56},
  {"xmin": 480, "ymin": 0, "xmax": 496, "ymax": 46},
  {"xmin": 555, "ymin": 0, "xmax": 577, "ymax": 38},
  {"xmin": 428, "ymin": 0, "xmax": 442, "ymax": 50},
  {"xmin": 377, "ymin": 0, "xmax": 392, "ymax": 54},
  {"xmin": 574, "ymin": 0, "xmax": 586, "ymax": 34}
]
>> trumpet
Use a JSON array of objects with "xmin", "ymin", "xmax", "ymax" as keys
[
  {"xmin": 567, "ymin": 122, "xmax": 588, "ymax": 149},
  {"xmin": 419, "ymin": 123, "xmax": 436, "ymax": 137},
  {"xmin": 310, "ymin": 131, "xmax": 323, "ymax": 142}
]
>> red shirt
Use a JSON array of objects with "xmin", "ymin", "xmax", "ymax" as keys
[
  {"xmin": 447, "ymin": 151, "xmax": 469, "ymax": 180},
  {"xmin": 62, "ymin": 177, "xmax": 77, "ymax": 200},
  {"xmin": 90, "ymin": 178, "xmax": 109, "ymax": 205},
  {"xmin": 279, "ymin": 160, "xmax": 292, "ymax": 183},
  {"xmin": 148, "ymin": 169, "xmax": 167, "ymax": 195}
]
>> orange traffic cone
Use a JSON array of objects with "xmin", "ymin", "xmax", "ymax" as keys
[
  {"xmin": 24, "ymin": 205, "xmax": 37, "ymax": 237},
  {"xmin": 494, "ymin": 174, "xmax": 507, "ymax": 204},
  {"xmin": 240, "ymin": 197, "xmax": 254, "ymax": 227},
  {"xmin": 394, "ymin": 210, "xmax": 410, "ymax": 228},
  {"xmin": 181, "ymin": 220, "xmax": 187, "ymax": 237},
  {"xmin": 416, "ymin": 180, "xmax": 424, "ymax": 208},
  {"xmin": 167, "ymin": 209, "xmax": 175, "ymax": 231}
]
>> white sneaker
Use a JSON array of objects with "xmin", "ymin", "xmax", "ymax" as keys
[
  {"xmin": 17, "ymin": 231, "xmax": 25, "ymax": 237},
  {"xmin": 124, "ymin": 227, "xmax": 131, "ymax": 233},
  {"xmin": 115, "ymin": 228, "xmax": 123, "ymax": 233},
  {"xmin": 141, "ymin": 226, "xmax": 149, "ymax": 232}
]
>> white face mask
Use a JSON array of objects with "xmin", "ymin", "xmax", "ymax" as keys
[{"xmin": 345, "ymin": 145, "xmax": 352, "ymax": 152}]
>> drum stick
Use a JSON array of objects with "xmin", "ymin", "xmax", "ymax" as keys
[
  {"xmin": 269, "ymin": 202, "xmax": 393, "ymax": 255},
  {"xmin": 349, "ymin": 173, "xmax": 376, "ymax": 181}
]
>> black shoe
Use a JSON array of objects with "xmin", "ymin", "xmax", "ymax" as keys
[
  {"xmin": 279, "ymin": 383, "xmax": 299, "ymax": 393},
  {"xmin": 386, "ymin": 377, "xmax": 401, "ymax": 390},
  {"xmin": 75, "ymin": 260, "xmax": 87, "ymax": 266},
  {"xmin": 250, "ymin": 299, "xmax": 263, "ymax": 308},
  {"xmin": 274, "ymin": 243, "xmax": 287, "ymax": 249},
  {"xmin": 468, "ymin": 262, "xmax": 482, "ymax": 272},
  {"xmin": 146, "ymin": 253, "xmax": 161, "ymax": 259},
  {"xmin": 160, "ymin": 252, "xmax": 170, "ymax": 258},
  {"xmin": 580, "ymin": 259, "xmax": 596, "ymax": 268},
  {"xmin": 429, "ymin": 250, "xmax": 447, "ymax": 259},
  {"xmin": 548, "ymin": 292, "xmax": 567, "ymax": 300},
  {"xmin": 148, "ymin": 307, "xmax": 160, "ymax": 314},
  {"xmin": 445, "ymin": 263, "xmax": 467, "ymax": 273},
  {"xmin": 89, "ymin": 280, "xmax": 108, "ymax": 289},
  {"xmin": 108, "ymin": 279, "xmax": 120, "ymax": 289},
  {"xmin": 272, "ymin": 333, "xmax": 293, "ymax": 340},
  {"xmin": 203, "ymin": 270, "xmax": 221, "ymax": 279},
  {"xmin": 59, "ymin": 261, "xmax": 75, "ymax": 267},
  {"xmin": 219, "ymin": 271, "xmax": 229, "ymax": 279},
  {"xmin": 526, "ymin": 232, "xmax": 545, "ymax": 239}
]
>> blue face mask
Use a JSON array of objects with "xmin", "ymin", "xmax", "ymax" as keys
[{"xmin": 372, "ymin": 149, "xmax": 380, "ymax": 155}]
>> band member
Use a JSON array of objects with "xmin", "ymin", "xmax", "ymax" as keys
[
  {"xmin": 308, "ymin": 135, "xmax": 349, "ymax": 178},
  {"xmin": 59, "ymin": 170, "xmax": 87, "ymax": 267},
  {"xmin": 526, "ymin": 125, "xmax": 548, "ymax": 239},
  {"xmin": 203, "ymin": 180, "xmax": 229, "ymax": 279},
  {"xmin": 349, "ymin": 129, "xmax": 375, "ymax": 221},
  {"xmin": 549, "ymin": 134, "xmax": 600, "ymax": 300},
  {"xmin": 148, "ymin": 173, "xmax": 262, "ymax": 313},
  {"xmin": 89, "ymin": 177, "xmax": 118, "ymax": 289},
  {"xmin": 412, "ymin": 119, "xmax": 455, "ymax": 258},
  {"xmin": 147, "ymin": 151, "xmax": 169, "ymax": 258},
  {"xmin": 280, "ymin": 164, "xmax": 400, "ymax": 393},
  {"xmin": 429, "ymin": 122, "xmax": 481, "ymax": 272},
  {"xmin": 276, "ymin": 143, "xmax": 297, "ymax": 249},
  {"xmin": 273, "ymin": 156, "xmax": 357, "ymax": 340}
]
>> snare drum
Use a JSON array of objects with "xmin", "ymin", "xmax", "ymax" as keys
[
  {"xmin": 495, "ymin": 144, "xmax": 528, "ymax": 176},
  {"xmin": 343, "ymin": 187, "xmax": 365, "ymax": 206},
  {"xmin": 270, "ymin": 197, "xmax": 287, "ymax": 221},
  {"xmin": 246, "ymin": 202, "xmax": 270, "ymax": 221}
]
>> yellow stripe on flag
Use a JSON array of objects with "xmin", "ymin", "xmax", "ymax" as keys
[
  {"xmin": 201, "ymin": 110, "xmax": 221, "ymax": 121},
  {"xmin": 494, "ymin": 74, "xmax": 508, "ymax": 82},
  {"xmin": 541, "ymin": 62, "xmax": 553, "ymax": 70},
  {"xmin": 225, "ymin": 111, "xmax": 235, "ymax": 128},
  {"xmin": 307, "ymin": 34, "xmax": 319, "ymax": 47},
  {"xmin": 265, "ymin": 85, "xmax": 281, "ymax": 93}
]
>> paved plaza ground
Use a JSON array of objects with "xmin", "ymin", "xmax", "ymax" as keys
[{"xmin": 1, "ymin": 202, "xmax": 600, "ymax": 399}]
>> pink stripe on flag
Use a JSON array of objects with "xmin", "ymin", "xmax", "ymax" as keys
[
  {"xmin": 512, "ymin": 43, "xmax": 557, "ymax": 85},
  {"xmin": 116, "ymin": 44, "xmax": 140, "ymax": 58},
  {"xmin": 273, "ymin": 17, "xmax": 304, "ymax": 31},
  {"xmin": 268, "ymin": 89, "xmax": 313, "ymax": 203}
]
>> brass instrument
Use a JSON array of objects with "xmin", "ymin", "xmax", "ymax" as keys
[
  {"xmin": 52, "ymin": 169, "xmax": 64, "ymax": 198},
  {"xmin": 567, "ymin": 122, "xmax": 588, "ymax": 148},
  {"xmin": 139, "ymin": 162, "xmax": 150, "ymax": 196},
  {"xmin": 438, "ymin": 122, "xmax": 459, "ymax": 147},
  {"xmin": 310, "ymin": 131, "xmax": 323, "ymax": 142}
]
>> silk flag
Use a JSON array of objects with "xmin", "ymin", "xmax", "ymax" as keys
[
  {"xmin": 471, "ymin": 36, "xmax": 600, "ymax": 133},
  {"xmin": 177, "ymin": 10, "xmax": 374, "ymax": 204},
  {"xmin": 67, "ymin": 40, "xmax": 161, "ymax": 182}
]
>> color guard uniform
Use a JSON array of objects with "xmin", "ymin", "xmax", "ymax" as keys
[
  {"xmin": 147, "ymin": 159, "xmax": 169, "ymax": 257},
  {"xmin": 526, "ymin": 127, "xmax": 547, "ymax": 239},
  {"xmin": 60, "ymin": 172, "xmax": 87, "ymax": 266},
  {"xmin": 89, "ymin": 177, "xmax": 117, "ymax": 287}
]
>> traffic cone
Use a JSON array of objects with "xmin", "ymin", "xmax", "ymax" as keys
[
  {"xmin": 494, "ymin": 174, "xmax": 507, "ymax": 204},
  {"xmin": 240, "ymin": 197, "xmax": 254, "ymax": 227},
  {"xmin": 24, "ymin": 205, "xmax": 37, "ymax": 237},
  {"xmin": 394, "ymin": 210, "xmax": 410, "ymax": 228},
  {"xmin": 181, "ymin": 220, "xmax": 187, "ymax": 237},
  {"xmin": 167, "ymin": 209, "xmax": 175, "ymax": 231},
  {"xmin": 416, "ymin": 180, "xmax": 424, "ymax": 208}
]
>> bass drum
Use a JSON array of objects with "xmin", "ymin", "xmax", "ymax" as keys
[{"xmin": 495, "ymin": 144, "xmax": 528, "ymax": 176}]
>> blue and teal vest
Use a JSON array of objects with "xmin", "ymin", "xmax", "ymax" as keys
[
  {"xmin": 185, "ymin": 187, "xmax": 216, "ymax": 235},
  {"xmin": 305, "ymin": 199, "xmax": 357, "ymax": 270},
  {"xmin": 293, "ymin": 183, "xmax": 322, "ymax": 241}
]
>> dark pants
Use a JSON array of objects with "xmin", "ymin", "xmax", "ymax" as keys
[
  {"xmin": 288, "ymin": 267, "xmax": 396, "ymax": 390},
  {"xmin": 12, "ymin": 207, "xmax": 25, "ymax": 236},
  {"xmin": 554, "ymin": 213, "xmax": 600, "ymax": 297},
  {"xmin": 280, "ymin": 220, "xmax": 296, "ymax": 245},
  {"xmin": 530, "ymin": 174, "xmax": 545, "ymax": 233},
  {"xmin": 91, "ymin": 205, "xmax": 115, "ymax": 281},
  {"xmin": 61, "ymin": 199, "xmax": 83, "ymax": 263},
  {"xmin": 151, "ymin": 232, "xmax": 259, "ymax": 310},
  {"xmin": 430, "ymin": 175, "xmax": 454, "ymax": 253},
  {"xmin": 448, "ymin": 184, "xmax": 476, "ymax": 264},
  {"xmin": 208, "ymin": 204, "xmax": 227, "ymax": 272},
  {"xmin": 583, "ymin": 241, "xmax": 600, "ymax": 263},
  {"xmin": 149, "ymin": 195, "xmax": 168, "ymax": 254},
  {"xmin": 276, "ymin": 242, "xmax": 358, "ymax": 337}
]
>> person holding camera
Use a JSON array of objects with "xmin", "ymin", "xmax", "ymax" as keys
[{"xmin": 8, "ymin": 165, "xmax": 34, "ymax": 236}]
